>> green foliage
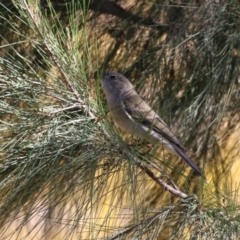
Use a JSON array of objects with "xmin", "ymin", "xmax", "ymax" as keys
[{"xmin": 0, "ymin": 0, "xmax": 240, "ymax": 239}]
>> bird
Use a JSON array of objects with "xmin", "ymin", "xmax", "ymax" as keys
[{"xmin": 100, "ymin": 70, "xmax": 202, "ymax": 176}]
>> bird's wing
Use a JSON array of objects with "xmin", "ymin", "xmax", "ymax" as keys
[
  {"xmin": 123, "ymin": 94, "xmax": 186, "ymax": 151},
  {"xmin": 123, "ymin": 94, "xmax": 202, "ymax": 176}
]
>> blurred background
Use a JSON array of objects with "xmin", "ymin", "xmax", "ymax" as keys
[{"xmin": 0, "ymin": 0, "xmax": 240, "ymax": 239}]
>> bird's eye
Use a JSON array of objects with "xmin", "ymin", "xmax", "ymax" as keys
[{"xmin": 110, "ymin": 75, "xmax": 117, "ymax": 81}]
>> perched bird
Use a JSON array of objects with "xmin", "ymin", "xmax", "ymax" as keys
[{"xmin": 100, "ymin": 71, "xmax": 202, "ymax": 176}]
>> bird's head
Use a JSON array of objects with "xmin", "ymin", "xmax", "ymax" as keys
[{"xmin": 101, "ymin": 71, "xmax": 135, "ymax": 100}]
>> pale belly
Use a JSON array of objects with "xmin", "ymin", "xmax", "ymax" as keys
[{"xmin": 112, "ymin": 111, "xmax": 176, "ymax": 155}]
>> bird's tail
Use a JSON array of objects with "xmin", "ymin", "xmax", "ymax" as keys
[{"xmin": 173, "ymin": 145, "xmax": 202, "ymax": 176}]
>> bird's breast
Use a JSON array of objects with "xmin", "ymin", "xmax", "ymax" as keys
[{"xmin": 110, "ymin": 106, "xmax": 177, "ymax": 154}]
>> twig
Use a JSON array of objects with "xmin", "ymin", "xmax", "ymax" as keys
[
  {"xmin": 134, "ymin": 157, "xmax": 188, "ymax": 198},
  {"xmin": 22, "ymin": 0, "xmax": 96, "ymax": 120},
  {"xmin": 118, "ymin": 148, "xmax": 188, "ymax": 199},
  {"xmin": 109, "ymin": 206, "xmax": 175, "ymax": 239},
  {"xmin": 147, "ymin": 160, "xmax": 181, "ymax": 191}
]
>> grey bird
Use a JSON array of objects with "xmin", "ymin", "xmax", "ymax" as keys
[{"xmin": 100, "ymin": 70, "xmax": 202, "ymax": 176}]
